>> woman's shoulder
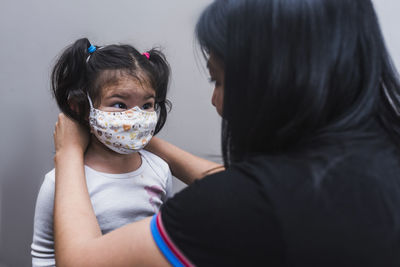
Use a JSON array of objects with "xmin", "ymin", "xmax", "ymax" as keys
[
  {"xmin": 158, "ymin": 155, "xmax": 289, "ymax": 265},
  {"xmin": 211, "ymin": 139, "xmax": 400, "ymax": 202}
]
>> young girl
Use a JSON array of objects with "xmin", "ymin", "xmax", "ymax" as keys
[{"xmin": 31, "ymin": 38, "xmax": 173, "ymax": 267}]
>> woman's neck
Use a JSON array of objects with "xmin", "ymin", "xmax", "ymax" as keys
[{"xmin": 84, "ymin": 136, "xmax": 142, "ymax": 174}]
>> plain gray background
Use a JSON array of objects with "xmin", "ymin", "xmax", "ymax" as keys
[{"xmin": 0, "ymin": 0, "xmax": 398, "ymax": 266}]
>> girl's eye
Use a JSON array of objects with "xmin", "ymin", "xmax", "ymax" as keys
[
  {"xmin": 112, "ymin": 103, "xmax": 127, "ymax": 109},
  {"xmin": 142, "ymin": 103, "xmax": 153, "ymax": 110}
]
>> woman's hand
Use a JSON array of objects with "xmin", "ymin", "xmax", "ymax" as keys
[{"xmin": 54, "ymin": 113, "xmax": 89, "ymax": 156}]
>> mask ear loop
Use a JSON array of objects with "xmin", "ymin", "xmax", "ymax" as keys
[
  {"xmin": 87, "ymin": 93, "xmax": 94, "ymax": 109},
  {"xmin": 86, "ymin": 93, "xmax": 95, "ymax": 134}
]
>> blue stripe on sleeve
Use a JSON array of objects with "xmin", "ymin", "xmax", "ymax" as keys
[{"xmin": 150, "ymin": 214, "xmax": 184, "ymax": 267}]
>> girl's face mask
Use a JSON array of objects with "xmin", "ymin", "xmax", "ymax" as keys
[{"xmin": 87, "ymin": 96, "xmax": 158, "ymax": 154}]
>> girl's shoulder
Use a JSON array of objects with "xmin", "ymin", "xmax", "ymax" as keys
[
  {"xmin": 43, "ymin": 168, "xmax": 56, "ymax": 184},
  {"xmin": 140, "ymin": 150, "xmax": 171, "ymax": 180}
]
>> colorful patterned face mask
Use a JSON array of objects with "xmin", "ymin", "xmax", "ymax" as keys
[{"xmin": 87, "ymin": 96, "xmax": 158, "ymax": 154}]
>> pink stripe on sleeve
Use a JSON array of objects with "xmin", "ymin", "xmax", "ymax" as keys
[{"xmin": 156, "ymin": 213, "xmax": 195, "ymax": 267}]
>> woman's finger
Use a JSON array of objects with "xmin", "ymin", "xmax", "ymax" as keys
[{"xmin": 54, "ymin": 113, "xmax": 89, "ymax": 154}]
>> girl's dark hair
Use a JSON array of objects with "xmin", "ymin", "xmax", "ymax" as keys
[
  {"xmin": 51, "ymin": 38, "xmax": 171, "ymax": 134},
  {"xmin": 196, "ymin": 0, "xmax": 400, "ymax": 167}
]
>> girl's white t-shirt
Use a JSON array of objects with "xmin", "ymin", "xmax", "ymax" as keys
[{"xmin": 31, "ymin": 150, "xmax": 173, "ymax": 267}]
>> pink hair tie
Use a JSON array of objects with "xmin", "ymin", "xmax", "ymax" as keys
[{"xmin": 142, "ymin": 52, "xmax": 150, "ymax": 59}]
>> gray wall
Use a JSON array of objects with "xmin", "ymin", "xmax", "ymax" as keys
[
  {"xmin": 0, "ymin": 0, "xmax": 398, "ymax": 266},
  {"xmin": 0, "ymin": 1, "xmax": 218, "ymax": 266}
]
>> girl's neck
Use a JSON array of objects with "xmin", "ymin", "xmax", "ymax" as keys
[{"xmin": 84, "ymin": 136, "xmax": 142, "ymax": 174}]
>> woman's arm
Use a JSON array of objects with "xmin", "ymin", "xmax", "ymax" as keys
[
  {"xmin": 146, "ymin": 137, "xmax": 224, "ymax": 185},
  {"xmin": 53, "ymin": 114, "xmax": 169, "ymax": 267}
]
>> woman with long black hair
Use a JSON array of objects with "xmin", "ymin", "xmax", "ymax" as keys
[{"xmin": 53, "ymin": 0, "xmax": 400, "ymax": 266}]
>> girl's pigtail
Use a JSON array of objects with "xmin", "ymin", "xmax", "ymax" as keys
[
  {"xmin": 51, "ymin": 38, "xmax": 92, "ymax": 127},
  {"xmin": 147, "ymin": 49, "xmax": 171, "ymax": 134}
]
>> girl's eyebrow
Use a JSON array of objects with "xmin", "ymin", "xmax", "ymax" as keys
[
  {"xmin": 144, "ymin": 94, "xmax": 155, "ymax": 100},
  {"xmin": 108, "ymin": 92, "xmax": 131, "ymax": 99},
  {"xmin": 107, "ymin": 91, "xmax": 155, "ymax": 100}
]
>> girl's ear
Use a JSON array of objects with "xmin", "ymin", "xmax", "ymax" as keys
[
  {"xmin": 66, "ymin": 94, "xmax": 91, "ymax": 131},
  {"xmin": 68, "ymin": 97, "xmax": 80, "ymax": 114}
]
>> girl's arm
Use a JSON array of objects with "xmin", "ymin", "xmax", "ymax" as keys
[
  {"xmin": 31, "ymin": 171, "xmax": 57, "ymax": 266},
  {"xmin": 53, "ymin": 114, "xmax": 169, "ymax": 267},
  {"xmin": 146, "ymin": 137, "xmax": 224, "ymax": 185}
]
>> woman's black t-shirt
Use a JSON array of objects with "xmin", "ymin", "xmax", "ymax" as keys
[{"xmin": 151, "ymin": 135, "xmax": 400, "ymax": 266}]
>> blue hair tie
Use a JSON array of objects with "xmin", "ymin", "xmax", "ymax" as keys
[{"xmin": 87, "ymin": 45, "xmax": 96, "ymax": 54}]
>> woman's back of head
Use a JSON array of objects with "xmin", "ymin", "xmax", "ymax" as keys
[{"xmin": 197, "ymin": 0, "xmax": 400, "ymax": 166}]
